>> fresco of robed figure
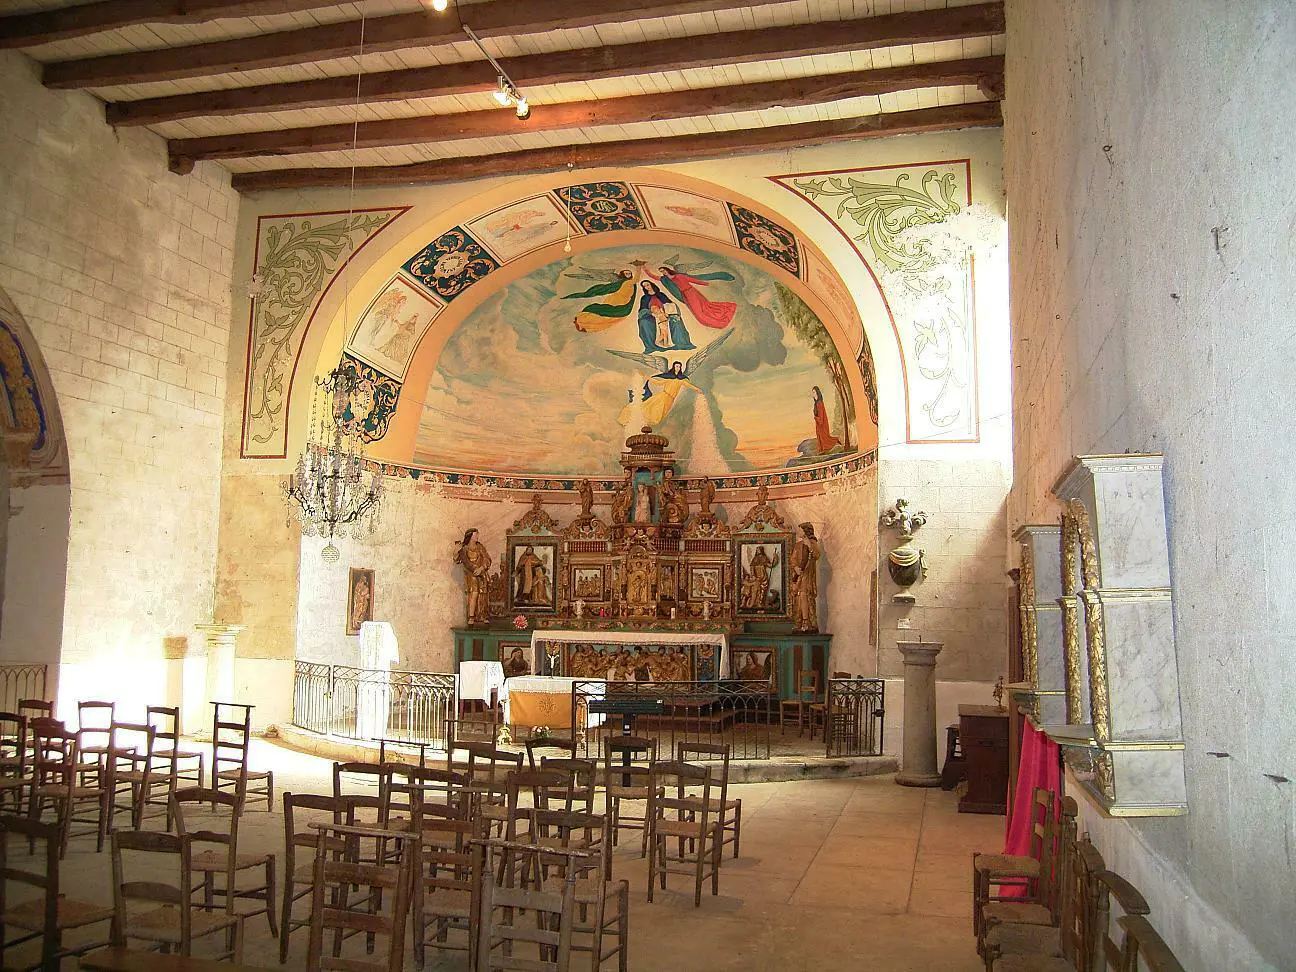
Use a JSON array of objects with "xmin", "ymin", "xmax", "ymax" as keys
[{"xmin": 414, "ymin": 243, "xmax": 864, "ymax": 477}]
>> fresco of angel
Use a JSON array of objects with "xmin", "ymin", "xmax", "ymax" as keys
[
  {"xmin": 645, "ymin": 254, "xmax": 737, "ymax": 329},
  {"xmin": 609, "ymin": 330, "xmax": 733, "ymax": 426},
  {"xmin": 563, "ymin": 267, "xmax": 639, "ymax": 333}
]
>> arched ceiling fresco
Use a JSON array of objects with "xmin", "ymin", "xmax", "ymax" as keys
[{"xmin": 253, "ymin": 175, "xmax": 883, "ymax": 489}]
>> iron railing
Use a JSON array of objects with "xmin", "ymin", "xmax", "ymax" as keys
[
  {"xmin": 824, "ymin": 677, "xmax": 886, "ymax": 757},
  {"xmin": 291, "ymin": 662, "xmax": 457, "ymax": 751},
  {"xmin": 0, "ymin": 663, "xmax": 48, "ymax": 713},
  {"xmin": 570, "ymin": 679, "xmax": 774, "ymax": 760}
]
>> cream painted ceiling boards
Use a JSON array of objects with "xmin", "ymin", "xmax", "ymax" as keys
[{"xmin": 2, "ymin": 0, "xmax": 1005, "ymax": 190}]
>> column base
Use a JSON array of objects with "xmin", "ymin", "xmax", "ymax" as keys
[{"xmin": 895, "ymin": 771, "xmax": 942, "ymax": 787}]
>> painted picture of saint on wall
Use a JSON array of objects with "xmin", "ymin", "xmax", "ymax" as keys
[
  {"xmin": 571, "ymin": 566, "xmax": 606, "ymax": 602},
  {"xmin": 496, "ymin": 643, "xmax": 533, "ymax": 678},
  {"xmin": 688, "ymin": 566, "xmax": 723, "ymax": 602},
  {"xmin": 731, "ymin": 649, "xmax": 775, "ymax": 689},
  {"xmin": 737, "ymin": 541, "xmax": 786, "ymax": 616},
  {"xmin": 347, "ymin": 275, "xmax": 441, "ymax": 381},
  {"xmin": 346, "ymin": 568, "xmax": 375, "ymax": 636},
  {"xmin": 508, "ymin": 540, "xmax": 558, "ymax": 613}
]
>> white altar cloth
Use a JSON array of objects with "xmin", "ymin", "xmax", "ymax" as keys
[
  {"xmin": 458, "ymin": 660, "xmax": 505, "ymax": 704},
  {"xmin": 531, "ymin": 629, "xmax": 729, "ymax": 680},
  {"xmin": 356, "ymin": 622, "xmax": 399, "ymax": 739},
  {"xmin": 501, "ymin": 676, "xmax": 606, "ymax": 730}
]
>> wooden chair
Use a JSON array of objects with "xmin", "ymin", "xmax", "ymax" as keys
[
  {"xmin": 540, "ymin": 757, "xmax": 599, "ymax": 814},
  {"xmin": 306, "ymin": 822, "xmax": 417, "ymax": 972},
  {"xmin": 977, "ymin": 796, "xmax": 1078, "ymax": 954},
  {"xmin": 600, "ymin": 736, "xmax": 657, "ymax": 861},
  {"xmin": 502, "ymin": 769, "xmax": 566, "ymax": 843},
  {"xmin": 147, "ymin": 706, "xmax": 205, "ymax": 830},
  {"xmin": 0, "ymin": 814, "xmax": 113, "ymax": 970},
  {"xmin": 530, "ymin": 809, "xmax": 628, "ymax": 972},
  {"xmin": 526, "ymin": 736, "xmax": 578, "ymax": 769},
  {"xmin": 475, "ymin": 837, "xmax": 586, "ymax": 972},
  {"xmin": 210, "ymin": 703, "xmax": 273, "ymax": 812},
  {"xmin": 76, "ymin": 701, "xmax": 116, "ymax": 783},
  {"xmin": 410, "ymin": 784, "xmax": 480, "ymax": 968},
  {"xmin": 106, "ymin": 720, "xmax": 158, "ymax": 832},
  {"xmin": 0, "ymin": 713, "xmax": 31, "ymax": 813},
  {"xmin": 279, "ymin": 792, "xmax": 347, "ymax": 965},
  {"xmin": 646, "ymin": 760, "xmax": 722, "ymax": 907},
  {"xmin": 171, "ymin": 787, "xmax": 278, "ymax": 939},
  {"xmin": 973, "ymin": 787, "xmax": 1057, "ymax": 947},
  {"xmin": 779, "ymin": 670, "xmax": 820, "ymax": 734},
  {"xmin": 28, "ymin": 717, "xmax": 111, "ymax": 856},
  {"xmin": 677, "ymin": 741, "xmax": 742, "ymax": 859},
  {"xmin": 16, "ymin": 700, "xmax": 52, "ymax": 723},
  {"xmin": 110, "ymin": 828, "xmax": 243, "ymax": 961},
  {"xmin": 809, "ymin": 672, "xmax": 853, "ymax": 742},
  {"xmin": 459, "ymin": 742, "xmax": 523, "ymax": 838},
  {"xmin": 1116, "ymin": 915, "xmax": 1186, "ymax": 972}
]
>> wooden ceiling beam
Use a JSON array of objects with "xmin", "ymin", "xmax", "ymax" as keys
[
  {"xmin": 230, "ymin": 101, "xmax": 1003, "ymax": 193},
  {"xmin": 168, "ymin": 57, "xmax": 1003, "ymax": 168},
  {"xmin": 0, "ymin": 0, "xmax": 341, "ymax": 50},
  {"xmin": 107, "ymin": 2, "xmax": 1005, "ymax": 127},
  {"xmin": 41, "ymin": 0, "xmax": 797, "ymax": 89}
]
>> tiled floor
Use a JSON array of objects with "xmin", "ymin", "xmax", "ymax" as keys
[{"xmin": 36, "ymin": 739, "xmax": 998, "ymax": 970}]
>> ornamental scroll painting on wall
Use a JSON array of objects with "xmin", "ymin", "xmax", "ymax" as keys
[
  {"xmin": 240, "ymin": 208, "xmax": 407, "ymax": 459},
  {"xmin": 772, "ymin": 162, "xmax": 990, "ymax": 443}
]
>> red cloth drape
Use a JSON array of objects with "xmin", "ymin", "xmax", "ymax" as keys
[{"xmin": 1001, "ymin": 717, "xmax": 1061, "ymax": 897}]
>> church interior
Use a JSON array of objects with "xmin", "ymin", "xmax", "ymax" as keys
[{"xmin": 0, "ymin": 0, "xmax": 1292, "ymax": 969}]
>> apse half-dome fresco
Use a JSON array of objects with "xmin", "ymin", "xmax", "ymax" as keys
[{"xmin": 409, "ymin": 244, "xmax": 859, "ymax": 478}]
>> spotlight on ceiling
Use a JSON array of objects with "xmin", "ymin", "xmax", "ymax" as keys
[
  {"xmin": 515, "ymin": 97, "xmax": 530, "ymax": 120},
  {"xmin": 427, "ymin": 0, "xmax": 450, "ymax": 11},
  {"xmin": 464, "ymin": 25, "xmax": 533, "ymax": 122}
]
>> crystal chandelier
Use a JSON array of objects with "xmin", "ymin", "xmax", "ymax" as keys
[{"xmin": 284, "ymin": 364, "xmax": 384, "ymax": 562}]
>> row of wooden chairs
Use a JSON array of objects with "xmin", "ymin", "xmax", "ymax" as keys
[
  {"xmin": 972, "ymin": 787, "xmax": 1186, "ymax": 972},
  {"xmin": 0, "ymin": 701, "xmax": 275, "ymax": 861}
]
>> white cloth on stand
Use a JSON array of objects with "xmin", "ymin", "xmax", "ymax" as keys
[
  {"xmin": 459, "ymin": 661, "xmax": 506, "ymax": 704},
  {"xmin": 356, "ymin": 621, "xmax": 399, "ymax": 740}
]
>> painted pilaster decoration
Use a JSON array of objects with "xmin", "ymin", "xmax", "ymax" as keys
[
  {"xmin": 881, "ymin": 498, "xmax": 928, "ymax": 603},
  {"xmin": 895, "ymin": 640, "xmax": 943, "ymax": 787},
  {"xmin": 1012, "ymin": 525, "xmax": 1067, "ymax": 726},
  {"xmin": 1050, "ymin": 455, "xmax": 1187, "ymax": 817}
]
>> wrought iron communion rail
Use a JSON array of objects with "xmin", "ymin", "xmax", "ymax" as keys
[
  {"xmin": 291, "ymin": 661, "xmax": 457, "ymax": 751},
  {"xmin": 824, "ymin": 677, "xmax": 886, "ymax": 758},
  {"xmin": 0, "ymin": 663, "xmax": 48, "ymax": 714},
  {"xmin": 570, "ymin": 678, "xmax": 775, "ymax": 761}
]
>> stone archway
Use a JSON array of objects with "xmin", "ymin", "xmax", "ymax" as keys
[{"xmin": 0, "ymin": 284, "xmax": 71, "ymax": 700}]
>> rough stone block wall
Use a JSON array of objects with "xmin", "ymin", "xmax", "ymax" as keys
[
  {"xmin": 1005, "ymin": 1, "xmax": 1294, "ymax": 967},
  {"xmin": 0, "ymin": 52, "xmax": 237, "ymax": 707}
]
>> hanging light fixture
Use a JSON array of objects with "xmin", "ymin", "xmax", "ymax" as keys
[
  {"xmin": 284, "ymin": 12, "xmax": 384, "ymax": 562},
  {"xmin": 464, "ymin": 25, "xmax": 532, "ymax": 121},
  {"xmin": 285, "ymin": 366, "xmax": 384, "ymax": 563}
]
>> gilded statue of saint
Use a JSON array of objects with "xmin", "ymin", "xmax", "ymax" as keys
[
  {"xmin": 454, "ymin": 529, "xmax": 492, "ymax": 626},
  {"xmin": 611, "ymin": 480, "xmax": 632, "ymax": 524},
  {"xmin": 578, "ymin": 479, "xmax": 594, "ymax": 518},
  {"xmin": 625, "ymin": 548, "xmax": 653, "ymax": 604},
  {"xmin": 789, "ymin": 522, "xmax": 821, "ymax": 632},
  {"xmin": 660, "ymin": 468, "xmax": 688, "ymax": 524},
  {"xmin": 698, "ymin": 477, "xmax": 716, "ymax": 516}
]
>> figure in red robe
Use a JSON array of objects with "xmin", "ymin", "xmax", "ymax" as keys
[
  {"xmin": 647, "ymin": 265, "xmax": 737, "ymax": 329},
  {"xmin": 812, "ymin": 386, "xmax": 840, "ymax": 453}
]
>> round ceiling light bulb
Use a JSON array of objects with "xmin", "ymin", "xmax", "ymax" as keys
[
  {"xmin": 430, "ymin": 0, "xmax": 449, "ymax": 11},
  {"xmin": 515, "ymin": 97, "xmax": 530, "ymax": 120}
]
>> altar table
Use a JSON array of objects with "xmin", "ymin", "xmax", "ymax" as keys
[{"xmin": 501, "ymin": 676, "xmax": 606, "ymax": 731}]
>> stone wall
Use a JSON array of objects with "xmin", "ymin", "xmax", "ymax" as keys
[
  {"xmin": 1004, "ymin": 1, "xmax": 1295, "ymax": 967},
  {"xmin": 0, "ymin": 51, "xmax": 237, "ymax": 712}
]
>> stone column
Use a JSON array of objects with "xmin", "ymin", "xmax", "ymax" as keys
[
  {"xmin": 196, "ymin": 623, "xmax": 245, "ymax": 711},
  {"xmin": 895, "ymin": 640, "xmax": 943, "ymax": 787}
]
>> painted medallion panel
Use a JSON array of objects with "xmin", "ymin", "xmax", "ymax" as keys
[{"xmin": 413, "ymin": 244, "xmax": 859, "ymax": 477}]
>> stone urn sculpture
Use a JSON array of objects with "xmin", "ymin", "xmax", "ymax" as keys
[{"xmin": 881, "ymin": 498, "xmax": 928, "ymax": 603}]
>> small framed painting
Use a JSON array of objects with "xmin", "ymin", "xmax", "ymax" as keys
[
  {"xmin": 346, "ymin": 568, "xmax": 375, "ymax": 635},
  {"xmin": 688, "ymin": 565, "xmax": 723, "ymax": 602},
  {"xmin": 507, "ymin": 539, "xmax": 559, "ymax": 614},
  {"xmin": 571, "ymin": 565, "xmax": 606, "ymax": 602},
  {"xmin": 732, "ymin": 648, "xmax": 776, "ymax": 690}
]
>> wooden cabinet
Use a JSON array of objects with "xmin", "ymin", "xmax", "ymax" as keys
[{"xmin": 958, "ymin": 704, "xmax": 1009, "ymax": 815}]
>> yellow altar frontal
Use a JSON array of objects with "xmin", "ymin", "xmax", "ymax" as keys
[{"xmin": 501, "ymin": 676, "xmax": 607, "ymax": 732}]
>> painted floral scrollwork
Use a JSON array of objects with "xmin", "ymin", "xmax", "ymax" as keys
[{"xmin": 244, "ymin": 211, "xmax": 399, "ymax": 454}]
